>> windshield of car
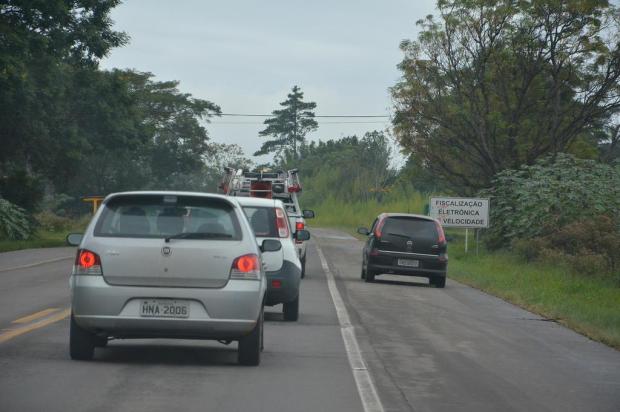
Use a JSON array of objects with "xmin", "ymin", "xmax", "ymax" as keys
[
  {"xmin": 94, "ymin": 194, "xmax": 241, "ymax": 240},
  {"xmin": 242, "ymin": 206, "xmax": 278, "ymax": 237},
  {"xmin": 382, "ymin": 217, "xmax": 437, "ymax": 239}
]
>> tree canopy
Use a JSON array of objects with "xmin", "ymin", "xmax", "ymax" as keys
[{"xmin": 392, "ymin": 0, "xmax": 620, "ymax": 194}]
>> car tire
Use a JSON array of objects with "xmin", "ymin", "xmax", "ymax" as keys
[
  {"xmin": 300, "ymin": 255, "xmax": 306, "ymax": 279},
  {"xmin": 238, "ymin": 309, "xmax": 263, "ymax": 366},
  {"xmin": 365, "ymin": 269, "xmax": 376, "ymax": 283},
  {"xmin": 70, "ymin": 313, "xmax": 96, "ymax": 360},
  {"xmin": 283, "ymin": 294, "xmax": 299, "ymax": 322},
  {"xmin": 432, "ymin": 277, "xmax": 446, "ymax": 288},
  {"xmin": 361, "ymin": 267, "xmax": 366, "ymax": 279}
]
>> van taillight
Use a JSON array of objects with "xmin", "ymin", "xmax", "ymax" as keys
[
  {"xmin": 296, "ymin": 221, "xmax": 304, "ymax": 231},
  {"xmin": 74, "ymin": 249, "xmax": 102, "ymax": 275},
  {"xmin": 275, "ymin": 208, "xmax": 289, "ymax": 238},
  {"xmin": 435, "ymin": 221, "xmax": 446, "ymax": 244}
]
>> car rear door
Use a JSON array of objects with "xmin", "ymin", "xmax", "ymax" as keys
[
  {"xmin": 378, "ymin": 216, "xmax": 440, "ymax": 255},
  {"xmin": 89, "ymin": 194, "xmax": 244, "ymax": 288},
  {"xmin": 242, "ymin": 205, "xmax": 284, "ymax": 272}
]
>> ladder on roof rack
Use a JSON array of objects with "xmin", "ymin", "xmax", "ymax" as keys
[{"xmin": 219, "ymin": 167, "xmax": 302, "ymax": 198}]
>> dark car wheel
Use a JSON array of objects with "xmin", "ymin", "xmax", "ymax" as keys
[
  {"xmin": 238, "ymin": 309, "xmax": 263, "ymax": 366},
  {"xmin": 431, "ymin": 277, "xmax": 446, "ymax": 288},
  {"xmin": 361, "ymin": 266, "xmax": 366, "ymax": 279},
  {"xmin": 365, "ymin": 269, "xmax": 376, "ymax": 283},
  {"xmin": 283, "ymin": 294, "xmax": 299, "ymax": 321},
  {"xmin": 300, "ymin": 255, "xmax": 306, "ymax": 279},
  {"xmin": 70, "ymin": 313, "xmax": 96, "ymax": 360}
]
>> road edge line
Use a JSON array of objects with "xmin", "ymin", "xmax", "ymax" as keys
[
  {"xmin": 0, "ymin": 256, "xmax": 73, "ymax": 273},
  {"xmin": 315, "ymin": 243, "xmax": 385, "ymax": 412}
]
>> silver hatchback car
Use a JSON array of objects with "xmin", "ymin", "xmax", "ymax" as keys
[{"xmin": 67, "ymin": 191, "xmax": 276, "ymax": 365}]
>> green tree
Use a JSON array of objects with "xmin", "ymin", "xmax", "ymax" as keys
[
  {"xmin": 0, "ymin": 0, "xmax": 127, "ymax": 208},
  {"xmin": 255, "ymin": 86, "xmax": 318, "ymax": 159},
  {"xmin": 392, "ymin": 0, "xmax": 620, "ymax": 194}
]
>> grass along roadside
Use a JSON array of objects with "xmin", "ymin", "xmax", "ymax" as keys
[
  {"xmin": 0, "ymin": 214, "xmax": 90, "ymax": 253},
  {"xmin": 449, "ymin": 248, "xmax": 620, "ymax": 350}
]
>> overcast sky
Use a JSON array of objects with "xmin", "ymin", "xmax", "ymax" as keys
[{"xmin": 100, "ymin": 0, "xmax": 438, "ymax": 163}]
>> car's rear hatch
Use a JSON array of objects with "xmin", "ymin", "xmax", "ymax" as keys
[
  {"xmin": 378, "ymin": 216, "xmax": 441, "ymax": 255},
  {"xmin": 91, "ymin": 194, "xmax": 244, "ymax": 288},
  {"xmin": 242, "ymin": 205, "xmax": 285, "ymax": 272}
]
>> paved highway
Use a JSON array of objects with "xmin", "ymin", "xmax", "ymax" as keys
[{"xmin": 1, "ymin": 228, "xmax": 619, "ymax": 411}]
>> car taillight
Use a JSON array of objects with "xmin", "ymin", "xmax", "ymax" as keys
[
  {"xmin": 275, "ymin": 208, "xmax": 289, "ymax": 238},
  {"xmin": 296, "ymin": 221, "xmax": 304, "ymax": 231},
  {"xmin": 230, "ymin": 254, "xmax": 261, "ymax": 280},
  {"xmin": 374, "ymin": 216, "xmax": 386, "ymax": 238},
  {"xmin": 74, "ymin": 249, "xmax": 102, "ymax": 275},
  {"xmin": 435, "ymin": 221, "xmax": 446, "ymax": 244}
]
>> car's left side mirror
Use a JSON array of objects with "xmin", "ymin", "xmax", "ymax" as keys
[
  {"xmin": 66, "ymin": 233, "xmax": 83, "ymax": 246},
  {"xmin": 357, "ymin": 227, "xmax": 370, "ymax": 236},
  {"xmin": 302, "ymin": 210, "xmax": 315, "ymax": 219},
  {"xmin": 295, "ymin": 229, "xmax": 311, "ymax": 241},
  {"xmin": 261, "ymin": 239, "xmax": 282, "ymax": 252}
]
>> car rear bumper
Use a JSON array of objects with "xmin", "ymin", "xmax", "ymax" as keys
[
  {"xmin": 368, "ymin": 251, "xmax": 447, "ymax": 278},
  {"xmin": 71, "ymin": 275, "xmax": 265, "ymax": 339},
  {"xmin": 264, "ymin": 260, "xmax": 301, "ymax": 306}
]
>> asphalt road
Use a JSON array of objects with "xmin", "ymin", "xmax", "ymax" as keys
[{"xmin": 1, "ymin": 228, "xmax": 619, "ymax": 412}]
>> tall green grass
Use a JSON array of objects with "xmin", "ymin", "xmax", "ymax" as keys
[{"xmin": 311, "ymin": 193, "xmax": 429, "ymax": 230}]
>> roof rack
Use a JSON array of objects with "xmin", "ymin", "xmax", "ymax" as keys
[{"xmin": 219, "ymin": 167, "xmax": 302, "ymax": 198}]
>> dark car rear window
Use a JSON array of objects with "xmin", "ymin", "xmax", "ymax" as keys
[
  {"xmin": 382, "ymin": 217, "xmax": 437, "ymax": 239},
  {"xmin": 242, "ymin": 207, "xmax": 278, "ymax": 237},
  {"xmin": 94, "ymin": 195, "xmax": 241, "ymax": 240}
]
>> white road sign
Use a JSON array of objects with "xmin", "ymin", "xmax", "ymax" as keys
[{"xmin": 430, "ymin": 197, "xmax": 489, "ymax": 228}]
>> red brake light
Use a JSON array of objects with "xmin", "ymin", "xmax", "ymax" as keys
[
  {"xmin": 230, "ymin": 254, "xmax": 261, "ymax": 280},
  {"xmin": 236, "ymin": 255, "xmax": 258, "ymax": 272},
  {"xmin": 435, "ymin": 221, "xmax": 446, "ymax": 244},
  {"xmin": 287, "ymin": 184, "xmax": 301, "ymax": 193},
  {"xmin": 374, "ymin": 216, "xmax": 386, "ymax": 238},
  {"xmin": 296, "ymin": 221, "xmax": 304, "ymax": 231},
  {"xmin": 271, "ymin": 279, "xmax": 282, "ymax": 288},
  {"xmin": 74, "ymin": 249, "xmax": 102, "ymax": 275},
  {"xmin": 275, "ymin": 208, "xmax": 289, "ymax": 238}
]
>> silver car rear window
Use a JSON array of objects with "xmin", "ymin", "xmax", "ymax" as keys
[{"xmin": 94, "ymin": 195, "xmax": 242, "ymax": 240}]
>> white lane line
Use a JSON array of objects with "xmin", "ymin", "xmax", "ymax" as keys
[
  {"xmin": 315, "ymin": 243, "xmax": 384, "ymax": 412},
  {"xmin": 0, "ymin": 256, "xmax": 73, "ymax": 273}
]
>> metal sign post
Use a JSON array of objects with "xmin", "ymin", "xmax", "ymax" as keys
[{"xmin": 465, "ymin": 228, "xmax": 469, "ymax": 253}]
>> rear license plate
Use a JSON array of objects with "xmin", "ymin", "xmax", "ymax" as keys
[
  {"xmin": 140, "ymin": 300, "xmax": 190, "ymax": 318},
  {"xmin": 397, "ymin": 259, "xmax": 419, "ymax": 267}
]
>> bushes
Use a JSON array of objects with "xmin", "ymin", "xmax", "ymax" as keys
[
  {"xmin": 484, "ymin": 154, "xmax": 620, "ymax": 246},
  {"xmin": 513, "ymin": 215, "xmax": 620, "ymax": 279},
  {"xmin": 34, "ymin": 211, "xmax": 75, "ymax": 232},
  {"xmin": 0, "ymin": 199, "xmax": 34, "ymax": 240}
]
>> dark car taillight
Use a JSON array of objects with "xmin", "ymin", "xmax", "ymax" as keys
[{"xmin": 435, "ymin": 221, "xmax": 446, "ymax": 245}]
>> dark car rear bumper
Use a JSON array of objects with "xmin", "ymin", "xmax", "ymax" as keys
[
  {"xmin": 368, "ymin": 251, "xmax": 447, "ymax": 278},
  {"xmin": 265, "ymin": 260, "xmax": 301, "ymax": 306}
]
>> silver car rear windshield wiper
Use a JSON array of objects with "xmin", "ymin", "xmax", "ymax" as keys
[{"xmin": 164, "ymin": 232, "xmax": 233, "ymax": 243}]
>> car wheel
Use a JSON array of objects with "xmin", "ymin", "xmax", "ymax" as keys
[
  {"xmin": 300, "ymin": 255, "xmax": 306, "ymax": 279},
  {"xmin": 432, "ymin": 277, "xmax": 446, "ymax": 288},
  {"xmin": 361, "ymin": 260, "xmax": 366, "ymax": 279},
  {"xmin": 94, "ymin": 336, "xmax": 108, "ymax": 348},
  {"xmin": 70, "ymin": 313, "xmax": 96, "ymax": 360},
  {"xmin": 283, "ymin": 294, "xmax": 299, "ymax": 322},
  {"xmin": 365, "ymin": 269, "xmax": 376, "ymax": 283},
  {"xmin": 238, "ymin": 309, "xmax": 263, "ymax": 366}
]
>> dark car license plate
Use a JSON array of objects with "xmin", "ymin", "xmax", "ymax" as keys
[{"xmin": 397, "ymin": 259, "xmax": 419, "ymax": 267}]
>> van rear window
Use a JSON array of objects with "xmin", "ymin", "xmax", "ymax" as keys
[{"xmin": 94, "ymin": 195, "xmax": 241, "ymax": 240}]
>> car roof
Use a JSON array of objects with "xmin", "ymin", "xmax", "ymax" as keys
[
  {"xmin": 379, "ymin": 213, "xmax": 436, "ymax": 222},
  {"xmin": 103, "ymin": 191, "xmax": 237, "ymax": 204}
]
